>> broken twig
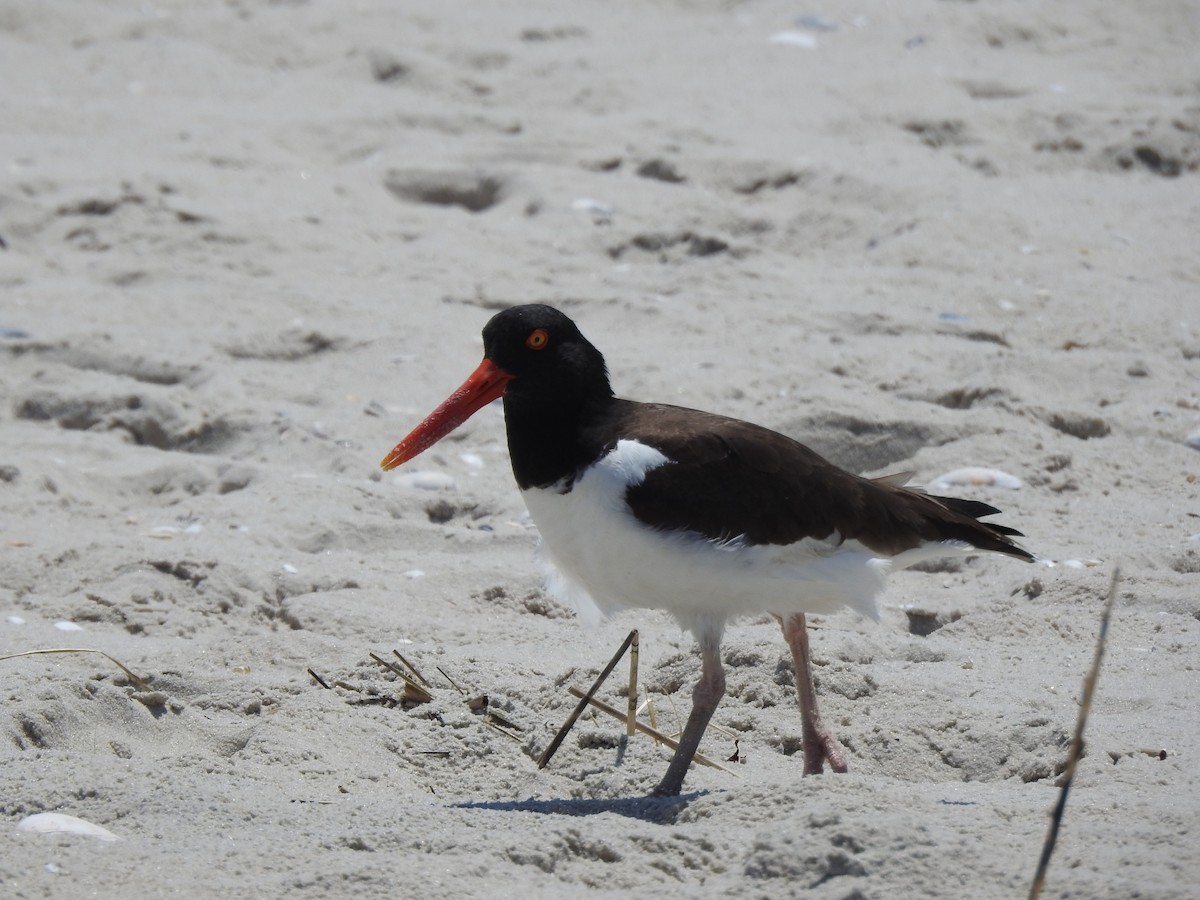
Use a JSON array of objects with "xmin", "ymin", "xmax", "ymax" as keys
[
  {"xmin": 626, "ymin": 630, "xmax": 639, "ymax": 737},
  {"xmin": 1029, "ymin": 567, "xmax": 1121, "ymax": 900},
  {"xmin": 537, "ymin": 629, "xmax": 637, "ymax": 769}
]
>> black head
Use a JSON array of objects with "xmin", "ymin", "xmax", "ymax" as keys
[
  {"xmin": 381, "ymin": 304, "xmax": 613, "ymax": 483},
  {"xmin": 482, "ymin": 304, "xmax": 612, "ymax": 408}
]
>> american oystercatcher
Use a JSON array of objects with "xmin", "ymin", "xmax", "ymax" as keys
[{"xmin": 381, "ymin": 304, "xmax": 1034, "ymax": 797}]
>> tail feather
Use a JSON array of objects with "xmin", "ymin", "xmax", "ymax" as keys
[
  {"xmin": 928, "ymin": 492, "xmax": 1034, "ymax": 561},
  {"xmin": 868, "ymin": 477, "xmax": 1035, "ymax": 563}
]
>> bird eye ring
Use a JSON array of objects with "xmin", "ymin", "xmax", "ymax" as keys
[{"xmin": 525, "ymin": 328, "xmax": 549, "ymax": 350}]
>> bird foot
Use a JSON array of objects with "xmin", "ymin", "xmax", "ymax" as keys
[{"xmin": 803, "ymin": 726, "xmax": 849, "ymax": 776}]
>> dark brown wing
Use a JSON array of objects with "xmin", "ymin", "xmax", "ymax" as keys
[{"xmin": 616, "ymin": 402, "xmax": 1033, "ymax": 560}]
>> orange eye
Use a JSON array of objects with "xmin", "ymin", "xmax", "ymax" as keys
[{"xmin": 525, "ymin": 328, "xmax": 549, "ymax": 350}]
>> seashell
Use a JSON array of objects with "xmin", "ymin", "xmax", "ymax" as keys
[
  {"xmin": 570, "ymin": 198, "xmax": 614, "ymax": 222},
  {"xmin": 929, "ymin": 467, "xmax": 1023, "ymax": 491},
  {"xmin": 53, "ymin": 621, "xmax": 83, "ymax": 632},
  {"xmin": 16, "ymin": 813, "xmax": 120, "ymax": 841},
  {"xmin": 393, "ymin": 470, "xmax": 457, "ymax": 491},
  {"xmin": 769, "ymin": 30, "xmax": 818, "ymax": 48}
]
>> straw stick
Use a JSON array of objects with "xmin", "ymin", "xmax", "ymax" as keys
[
  {"xmin": 626, "ymin": 630, "xmax": 640, "ymax": 737},
  {"xmin": 392, "ymin": 649, "xmax": 432, "ymax": 687},
  {"xmin": 537, "ymin": 629, "xmax": 636, "ymax": 769},
  {"xmin": 1028, "ymin": 567, "xmax": 1121, "ymax": 900},
  {"xmin": 369, "ymin": 652, "xmax": 434, "ymax": 703},
  {"xmin": 0, "ymin": 647, "xmax": 151, "ymax": 691},
  {"xmin": 567, "ymin": 686, "xmax": 731, "ymax": 774},
  {"xmin": 437, "ymin": 666, "xmax": 464, "ymax": 694}
]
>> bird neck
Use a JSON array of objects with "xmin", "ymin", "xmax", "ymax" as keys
[{"xmin": 503, "ymin": 390, "xmax": 618, "ymax": 491}]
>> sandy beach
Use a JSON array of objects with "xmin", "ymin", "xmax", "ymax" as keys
[{"xmin": 2, "ymin": 1, "xmax": 1198, "ymax": 897}]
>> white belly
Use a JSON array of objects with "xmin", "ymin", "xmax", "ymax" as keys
[{"xmin": 520, "ymin": 439, "xmax": 891, "ymax": 636}]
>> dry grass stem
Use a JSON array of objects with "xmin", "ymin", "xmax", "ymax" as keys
[
  {"xmin": 481, "ymin": 718, "xmax": 524, "ymax": 741},
  {"xmin": 567, "ymin": 686, "xmax": 732, "ymax": 774},
  {"xmin": 364, "ymin": 651, "xmax": 523, "ymax": 738},
  {"xmin": 436, "ymin": 666, "xmax": 464, "ymax": 694},
  {"xmin": 369, "ymin": 652, "xmax": 434, "ymax": 703},
  {"xmin": 537, "ymin": 629, "xmax": 637, "ymax": 769},
  {"xmin": 1028, "ymin": 567, "xmax": 1121, "ymax": 900},
  {"xmin": 626, "ymin": 629, "xmax": 639, "ymax": 737},
  {"xmin": 392, "ymin": 649, "xmax": 432, "ymax": 687},
  {"xmin": 1, "ymin": 647, "xmax": 151, "ymax": 691},
  {"xmin": 640, "ymin": 697, "xmax": 660, "ymax": 739}
]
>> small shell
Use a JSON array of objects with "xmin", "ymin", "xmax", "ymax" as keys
[
  {"xmin": 393, "ymin": 470, "xmax": 457, "ymax": 491},
  {"xmin": 929, "ymin": 467, "xmax": 1023, "ymax": 491},
  {"xmin": 570, "ymin": 197, "xmax": 614, "ymax": 222},
  {"xmin": 16, "ymin": 813, "xmax": 120, "ymax": 842},
  {"xmin": 770, "ymin": 30, "xmax": 819, "ymax": 48},
  {"xmin": 53, "ymin": 621, "xmax": 83, "ymax": 632}
]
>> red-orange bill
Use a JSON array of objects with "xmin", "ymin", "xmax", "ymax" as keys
[{"xmin": 380, "ymin": 358, "xmax": 513, "ymax": 470}]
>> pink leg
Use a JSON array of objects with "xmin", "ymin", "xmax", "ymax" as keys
[
  {"xmin": 775, "ymin": 613, "xmax": 848, "ymax": 775},
  {"xmin": 652, "ymin": 632, "xmax": 725, "ymax": 797}
]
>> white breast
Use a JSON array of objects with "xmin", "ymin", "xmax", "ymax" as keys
[{"xmin": 520, "ymin": 439, "xmax": 891, "ymax": 636}]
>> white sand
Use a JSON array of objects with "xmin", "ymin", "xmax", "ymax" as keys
[{"xmin": 2, "ymin": 1, "xmax": 1198, "ymax": 897}]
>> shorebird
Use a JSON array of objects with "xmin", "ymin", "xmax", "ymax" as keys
[{"xmin": 381, "ymin": 304, "xmax": 1034, "ymax": 796}]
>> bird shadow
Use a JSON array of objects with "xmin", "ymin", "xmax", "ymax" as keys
[{"xmin": 450, "ymin": 790, "xmax": 712, "ymax": 824}]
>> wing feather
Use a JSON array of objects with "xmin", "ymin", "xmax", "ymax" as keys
[{"xmin": 614, "ymin": 402, "xmax": 1032, "ymax": 561}]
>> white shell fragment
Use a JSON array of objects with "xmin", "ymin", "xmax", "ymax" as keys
[
  {"xmin": 53, "ymin": 621, "xmax": 83, "ymax": 632},
  {"xmin": 769, "ymin": 30, "xmax": 818, "ymax": 48},
  {"xmin": 16, "ymin": 813, "xmax": 120, "ymax": 842},
  {"xmin": 393, "ymin": 470, "xmax": 457, "ymax": 491},
  {"xmin": 571, "ymin": 197, "xmax": 614, "ymax": 222},
  {"xmin": 929, "ymin": 468, "xmax": 1023, "ymax": 491}
]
